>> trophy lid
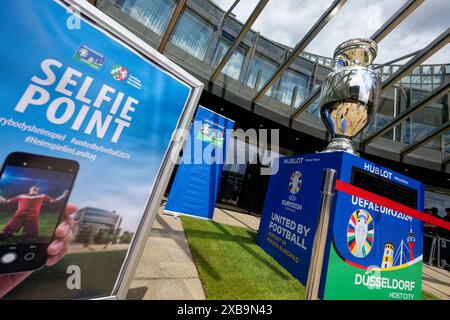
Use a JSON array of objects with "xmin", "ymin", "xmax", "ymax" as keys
[{"xmin": 333, "ymin": 38, "xmax": 378, "ymax": 67}]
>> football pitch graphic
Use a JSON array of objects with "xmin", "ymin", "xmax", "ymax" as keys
[{"xmin": 0, "ymin": 212, "xmax": 59, "ymax": 246}]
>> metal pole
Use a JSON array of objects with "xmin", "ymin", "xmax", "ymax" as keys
[
  {"xmin": 209, "ymin": 0, "xmax": 269, "ymax": 82},
  {"xmin": 305, "ymin": 168, "xmax": 337, "ymax": 300},
  {"xmin": 158, "ymin": 0, "xmax": 187, "ymax": 53}
]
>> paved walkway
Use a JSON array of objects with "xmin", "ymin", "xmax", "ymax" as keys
[
  {"xmin": 127, "ymin": 207, "xmax": 449, "ymax": 300},
  {"xmin": 126, "ymin": 210, "xmax": 205, "ymax": 300},
  {"xmin": 422, "ymin": 264, "xmax": 450, "ymax": 300},
  {"xmin": 213, "ymin": 207, "xmax": 260, "ymax": 231}
]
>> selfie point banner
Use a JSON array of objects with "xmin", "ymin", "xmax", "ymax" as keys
[
  {"xmin": 165, "ymin": 106, "xmax": 234, "ymax": 219},
  {"xmin": 0, "ymin": 0, "xmax": 192, "ymax": 299}
]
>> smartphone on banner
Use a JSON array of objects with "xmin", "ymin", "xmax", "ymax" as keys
[{"xmin": 0, "ymin": 152, "xmax": 79, "ymax": 274}]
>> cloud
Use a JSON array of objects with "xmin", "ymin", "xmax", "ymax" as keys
[{"xmin": 212, "ymin": 0, "xmax": 449, "ymax": 64}]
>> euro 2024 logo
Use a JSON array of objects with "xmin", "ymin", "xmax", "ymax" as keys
[
  {"xmin": 347, "ymin": 209, "xmax": 374, "ymax": 258},
  {"xmin": 289, "ymin": 171, "xmax": 302, "ymax": 194}
]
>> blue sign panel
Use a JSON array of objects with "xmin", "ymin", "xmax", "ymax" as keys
[
  {"xmin": 321, "ymin": 153, "xmax": 424, "ymax": 300},
  {"xmin": 257, "ymin": 153, "xmax": 342, "ymax": 284},
  {"xmin": 166, "ymin": 106, "xmax": 234, "ymax": 219},
  {"xmin": 0, "ymin": 0, "xmax": 193, "ymax": 299},
  {"xmin": 258, "ymin": 152, "xmax": 424, "ymax": 300}
]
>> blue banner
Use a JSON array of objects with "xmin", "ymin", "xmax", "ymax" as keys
[
  {"xmin": 257, "ymin": 153, "xmax": 341, "ymax": 284},
  {"xmin": 0, "ymin": 0, "xmax": 193, "ymax": 299},
  {"xmin": 165, "ymin": 106, "xmax": 234, "ymax": 219}
]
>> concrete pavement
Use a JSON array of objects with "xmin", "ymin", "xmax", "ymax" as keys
[
  {"xmin": 213, "ymin": 207, "xmax": 260, "ymax": 231},
  {"xmin": 126, "ymin": 211, "xmax": 205, "ymax": 300},
  {"xmin": 422, "ymin": 264, "xmax": 450, "ymax": 300}
]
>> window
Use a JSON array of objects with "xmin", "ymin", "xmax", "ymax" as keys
[
  {"xmin": 212, "ymin": 38, "xmax": 246, "ymax": 80},
  {"xmin": 422, "ymin": 76, "xmax": 432, "ymax": 84},
  {"xmin": 170, "ymin": 9, "xmax": 213, "ymax": 61},
  {"xmin": 383, "ymin": 66, "xmax": 391, "ymax": 74},
  {"xmin": 117, "ymin": 0, "xmax": 176, "ymax": 36},
  {"xmin": 410, "ymin": 76, "xmax": 420, "ymax": 84},
  {"xmin": 433, "ymin": 76, "xmax": 442, "ymax": 84},
  {"xmin": 422, "ymin": 66, "xmax": 431, "ymax": 74},
  {"xmin": 425, "ymin": 188, "xmax": 450, "ymax": 218},
  {"xmin": 276, "ymin": 70, "xmax": 308, "ymax": 107},
  {"xmin": 445, "ymin": 65, "xmax": 450, "ymax": 74},
  {"xmin": 433, "ymin": 66, "xmax": 442, "ymax": 74},
  {"xmin": 246, "ymin": 53, "xmax": 277, "ymax": 94}
]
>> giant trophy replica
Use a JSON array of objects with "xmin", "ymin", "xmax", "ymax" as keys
[
  {"xmin": 320, "ymin": 38, "xmax": 380, "ymax": 154},
  {"xmin": 257, "ymin": 39, "xmax": 424, "ymax": 300}
]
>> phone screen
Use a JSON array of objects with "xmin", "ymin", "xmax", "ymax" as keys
[{"xmin": 0, "ymin": 165, "xmax": 75, "ymax": 246}]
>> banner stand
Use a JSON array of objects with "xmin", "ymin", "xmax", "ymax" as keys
[
  {"xmin": 163, "ymin": 210, "xmax": 214, "ymax": 221},
  {"xmin": 0, "ymin": 0, "xmax": 204, "ymax": 300},
  {"xmin": 165, "ymin": 106, "xmax": 235, "ymax": 221}
]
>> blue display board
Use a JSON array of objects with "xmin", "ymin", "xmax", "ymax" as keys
[
  {"xmin": 258, "ymin": 152, "xmax": 424, "ymax": 300},
  {"xmin": 165, "ymin": 106, "xmax": 234, "ymax": 219},
  {"xmin": 0, "ymin": 0, "xmax": 196, "ymax": 299},
  {"xmin": 257, "ymin": 153, "xmax": 342, "ymax": 284}
]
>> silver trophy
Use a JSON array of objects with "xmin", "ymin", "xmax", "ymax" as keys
[{"xmin": 320, "ymin": 38, "xmax": 381, "ymax": 155}]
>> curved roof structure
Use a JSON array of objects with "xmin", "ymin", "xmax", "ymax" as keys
[{"xmin": 94, "ymin": 0, "xmax": 449, "ymax": 173}]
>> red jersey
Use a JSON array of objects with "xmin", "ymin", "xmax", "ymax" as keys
[{"xmin": 9, "ymin": 194, "xmax": 51, "ymax": 218}]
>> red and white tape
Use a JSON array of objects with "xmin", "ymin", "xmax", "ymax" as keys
[{"xmin": 335, "ymin": 180, "xmax": 450, "ymax": 231}]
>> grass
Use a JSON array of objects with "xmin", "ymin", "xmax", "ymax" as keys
[
  {"xmin": 181, "ymin": 216, "xmax": 305, "ymax": 300},
  {"xmin": 422, "ymin": 291, "xmax": 440, "ymax": 300},
  {"xmin": 0, "ymin": 212, "xmax": 59, "ymax": 245},
  {"xmin": 182, "ymin": 216, "xmax": 441, "ymax": 301},
  {"xmin": 4, "ymin": 249, "xmax": 128, "ymax": 300}
]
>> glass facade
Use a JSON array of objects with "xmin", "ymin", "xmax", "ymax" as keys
[
  {"xmin": 115, "ymin": 0, "xmax": 175, "ymax": 35},
  {"xmin": 96, "ymin": 0, "xmax": 449, "ymax": 218},
  {"xmin": 170, "ymin": 9, "xmax": 213, "ymax": 61},
  {"xmin": 211, "ymin": 38, "xmax": 246, "ymax": 80},
  {"xmin": 246, "ymin": 53, "xmax": 277, "ymax": 94},
  {"xmin": 98, "ymin": 0, "xmax": 449, "ymax": 158},
  {"xmin": 216, "ymin": 137, "xmax": 281, "ymax": 215},
  {"xmin": 425, "ymin": 188, "xmax": 450, "ymax": 218},
  {"xmin": 275, "ymin": 70, "xmax": 309, "ymax": 108}
]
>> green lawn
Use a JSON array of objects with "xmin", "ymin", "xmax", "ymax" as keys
[
  {"xmin": 0, "ymin": 212, "xmax": 59, "ymax": 245},
  {"xmin": 181, "ymin": 216, "xmax": 440, "ymax": 300},
  {"xmin": 181, "ymin": 216, "xmax": 305, "ymax": 300}
]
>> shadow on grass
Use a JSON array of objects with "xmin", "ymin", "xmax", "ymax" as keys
[
  {"xmin": 189, "ymin": 245, "xmax": 222, "ymax": 281},
  {"xmin": 212, "ymin": 221, "xmax": 290, "ymax": 281},
  {"xmin": 182, "ymin": 217, "xmax": 291, "ymax": 282}
]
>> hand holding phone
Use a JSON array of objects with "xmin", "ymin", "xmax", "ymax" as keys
[
  {"xmin": 0, "ymin": 204, "xmax": 77, "ymax": 298},
  {"xmin": 0, "ymin": 152, "xmax": 79, "ymax": 275}
]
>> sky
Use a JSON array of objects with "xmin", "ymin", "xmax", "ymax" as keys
[{"xmin": 212, "ymin": 0, "xmax": 449, "ymax": 64}]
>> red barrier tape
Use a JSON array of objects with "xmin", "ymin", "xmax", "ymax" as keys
[{"xmin": 335, "ymin": 180, "xmax": 450, "ymax": 231}]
